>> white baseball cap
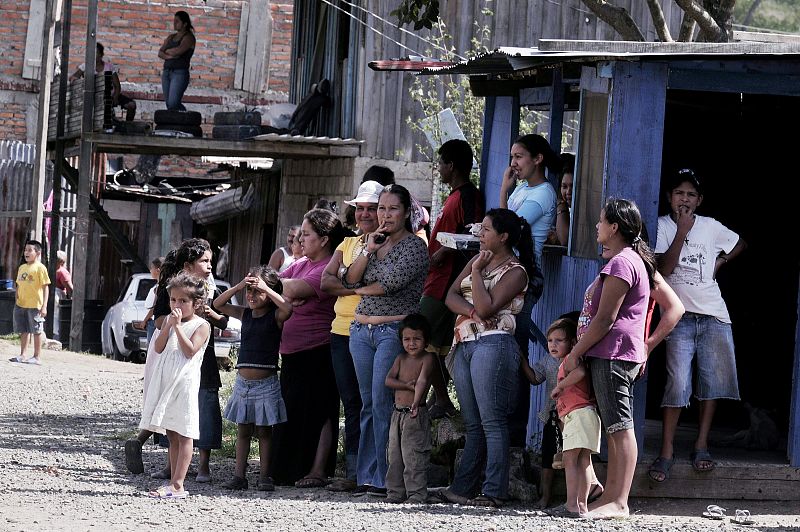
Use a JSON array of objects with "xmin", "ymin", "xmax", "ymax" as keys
[{"xmin": 345, "ymin": 180, "xmax": 384, "ymax": 206}]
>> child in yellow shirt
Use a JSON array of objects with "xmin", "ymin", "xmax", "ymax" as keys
[{"xmin": 10, "ymin": 240, "xmax": 51, "ymax": 365}]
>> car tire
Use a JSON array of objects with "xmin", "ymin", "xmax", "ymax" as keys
[
  {"xmin": 131, "ymin": 350, "xmax": 147, "ymax": 364},
  {"xmin": 153, "ymin": 109, "xmax": 202, "ymax": 126},
  {"xmin": 111, "ymin": 336, "xmax": 125, "ymax": 362}
]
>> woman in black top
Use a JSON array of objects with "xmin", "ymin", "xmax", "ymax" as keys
[{"xmin": 159, "ymin": 10, "xmax": 196, "ymax": 110}]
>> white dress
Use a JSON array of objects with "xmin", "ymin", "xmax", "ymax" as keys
[{"xmin": 139, "ymin": 316, "xmax": 210, "ymax": 439}]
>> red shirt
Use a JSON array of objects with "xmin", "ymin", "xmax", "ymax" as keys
[
  {"xmin": 555, "ymin": 359, "xmax": 594, "ymax": 418},
  {"xmin": 56, "ymin": 266, "xmax": 72, "ymax": 292},
  {"xmin": 423, "ymin": 183, "xmax": 484, "ymax": 300}
]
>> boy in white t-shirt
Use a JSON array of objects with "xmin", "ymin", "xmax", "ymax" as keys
[{"xmin": 649, "ymin": 169, "xmax": 746, "ymax": 483}]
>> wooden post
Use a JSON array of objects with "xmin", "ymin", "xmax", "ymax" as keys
[
  {"xmin": 69, "ymin": 0, "xmax": 97, "ymax": 352},
  {"xmin": 46, "ymin": 0, "xmax": 72, "ymax": 339},
  {"xmin": 29, "ymin": 0, "xmax": 57, "ymax": 242}
]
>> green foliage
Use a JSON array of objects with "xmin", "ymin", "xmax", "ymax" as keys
[
  {"xmin": 405, "ymin": 2, "xmax": 495, "ymax": 191},
  {"xmin": 392, "ymin": 0, "xmax": 440, "ymax": 30},
  {"xmin": 734, "ymin": 0, "xmax": 800, "ymax": 32}
]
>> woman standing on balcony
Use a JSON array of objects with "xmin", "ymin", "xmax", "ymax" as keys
[{"xmin": 159, "ymin": 10, "xmax": 196, "ymax": 111}]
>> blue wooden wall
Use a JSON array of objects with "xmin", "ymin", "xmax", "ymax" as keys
[{"xmin": 481, "ymin": 61, "xmax": 669, "ymax": 456}]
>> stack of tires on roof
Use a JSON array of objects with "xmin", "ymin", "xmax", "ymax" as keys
[
  {"xmin": 154, "ymin": 110, "xmax": 204, "ymax": 137},
  {"xmin": 212, "ymin": 111, "xmax": 262, "ymax": 140}
]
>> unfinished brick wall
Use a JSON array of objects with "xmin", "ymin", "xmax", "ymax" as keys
[{"xmin": 0, "ymin": 0, "xmax": 293, "ymax": 142}]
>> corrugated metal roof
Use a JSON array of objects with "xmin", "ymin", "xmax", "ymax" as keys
[{"xmin": 419, "ymin": 40, "xmax": 800, "ymax": 76}]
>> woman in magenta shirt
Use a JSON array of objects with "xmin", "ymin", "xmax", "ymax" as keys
[
  {"xmin": 562, "ymin": 198, "xmax": 657, "ymax": 519},
  {"xmin": 270, "ymin": 208, "xmax": 346, "ymax": 487}
]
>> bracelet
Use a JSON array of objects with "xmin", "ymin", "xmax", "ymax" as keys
[{"xmin": 719, "ymin": 255, "xmax": 728, "ymax": 263}]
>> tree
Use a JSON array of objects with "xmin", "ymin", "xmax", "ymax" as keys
[{"xmin": 394, "ymin": 1, "xmax": 739, "ymax": 43}]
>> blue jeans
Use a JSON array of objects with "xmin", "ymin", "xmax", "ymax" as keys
[
  {"xmin": 450, "ymin": 334, "xmax": 520, "ymax": 499},
  {"xmin": 161, "ymin": 68, "xmax": 190, "ymax": 111},
  {"xmin": 331, "ymin": 333, "xmax": 363, "ymax": 481},
  {"xmin": 349, "ymin": 321, "xmax": 401, "ymax": 488},
  {"xmin": 662, "ymin": 312, "xmax": 740, "ymax": 406}
]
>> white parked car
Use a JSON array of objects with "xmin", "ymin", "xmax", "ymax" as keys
[{"xmin": 101, "ymin": 273, "xmax": 241, "ymax": 364}]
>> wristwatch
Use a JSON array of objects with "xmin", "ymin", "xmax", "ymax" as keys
[
  {"xmin": 360, "ymin": 247, "xmax": 372, "ymax": 258},
  {"xmin": 337, "ymin": 264, "xmax": 348, "ymax": 280}
]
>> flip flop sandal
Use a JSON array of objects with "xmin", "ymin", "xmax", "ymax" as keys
[
  {"xmin": 732, "ymin": 509, "xmax": 755, "ymax": 525},
  {"xmin": 147, "ymin": 486, "xmax": 188, "ymax": 499},
  {"xmin": 587, "ymin": 483, "xmax": 604, "ymax": 503},
  {"xmin": 702, "ymin": 505, "xmax": 727, "ymax": 519},
  {"xmin": 467, "ymin": 494, "xmax": 503, "ymax": 508},
  {"xmin": 691, "ymin": 449, "xmax": 715, "ymax": 473},
  {"xmin": 546, "ymin": 504, "xmax": 584, "ymax": 519},
  {"xmin": 294, "ymin": 476, "xmax": 328, "ymax": 488},
  {"xmin": 432, "ymin": 488, "xmax": 469, "ymax": 505},
  {"xmin": 648, "ymin": 456, "xmax": 674, "ymax": 483}
]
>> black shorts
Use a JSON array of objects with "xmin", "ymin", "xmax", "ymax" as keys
[
  {"xmin": 540, "ymin": 410, "xmax": 561, "ymax": 469},
  {"xmin": 116, "ymin": 93, "xmax": 134, "ymax": 107}
]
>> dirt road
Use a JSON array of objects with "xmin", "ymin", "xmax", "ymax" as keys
[{"xmin": 1, "ymin": 340, "xmax": 797, "ymax": 531}]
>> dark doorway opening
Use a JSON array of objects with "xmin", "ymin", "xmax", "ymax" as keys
[{"xmin": 645, "ymin": 89, "xmax": 799, "ymax": 461}]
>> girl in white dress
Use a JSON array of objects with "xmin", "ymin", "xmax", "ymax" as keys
[{"xmin": 139, "ymin": 272, "xmax": 211, "ymax": 499}]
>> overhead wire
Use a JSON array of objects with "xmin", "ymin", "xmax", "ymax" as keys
[{"xmin": 332, "ymin": 0, "xmax": 467, "ymax": 60}]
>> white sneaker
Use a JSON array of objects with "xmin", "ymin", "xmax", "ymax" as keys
[{"xmin": 25, "ymin": 357, "xmax": 41, "ymax": 365}]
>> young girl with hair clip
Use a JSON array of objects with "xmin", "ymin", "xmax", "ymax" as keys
[
  {"xmin": 214, "ymin": 265, "xmax": 292, "ymax": 491},
  {"xmin": 561, "ymin": 198, "xmax": 658, "ymax": 519},
  {"xmin": 439, "ymin": 208, "xmax": 532, "ymax": 507},
  {"xmin": 139, "ymin": 272, "xmax": 211, "ymax": 499}
]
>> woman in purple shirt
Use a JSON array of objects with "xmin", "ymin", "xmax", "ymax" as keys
[
  {"xmin": 562, "ymin": 198, "xmax": 657, "ymax": 519},
  {"xmin": 270, "ymin": 208, "xmax": 346, "ymax": 487}
]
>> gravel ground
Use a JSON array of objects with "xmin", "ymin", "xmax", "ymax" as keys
[{"xmin": 1, "ymin": 339, "xmax": 798, "ymax": 532}]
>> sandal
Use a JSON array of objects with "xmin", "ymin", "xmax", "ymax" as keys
[
  {"xmin": 547, "ymin": 504, "xmax": 583, "ymax": 519},
  {"xmin": 587, "ymin": 483, "xmax": 604, "ymax": 503},
  {"xmin": 221, "ymin": 476, "xmax": 248, "ymax": 490},
  {"xmin": 691, "ymin": 449, "xmax": 715, "ymax": 472},
  {"xmin": 294, "ymin": 476, "xmax": 328, "ymax": 488},
  {"xmin": 648, "ymin": 456, "xmax": 674, "ymax": 483},
  {"xmin": 432, "ymin": 488, "xmax": 469, "ymax": 505},
  {"xmin": 467, "ymin": 494, "xmax": 503, "ymax": 508},
  {"xmin": 702, "ymin": 505, "xmax": 727, "ymax": 520},
  {"xmin": 147, "ymin": 485, "xmax": 188, "ymax": 499},
  {"xmin": 257, "ymin": 477, "xmax": 275, "ymax": 492},
  {"xmin": 732, "ymin": 509, "xmax": 755, "ymax": 525}
]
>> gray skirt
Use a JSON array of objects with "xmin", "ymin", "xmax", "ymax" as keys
[{"xmin": 223, "ymin": 373, "xmax": 287, "ymax": 427}]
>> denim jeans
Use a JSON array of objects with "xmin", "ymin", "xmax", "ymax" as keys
[
  {"xmin": 662, "ymin": 312, "xmax": 740, "ymax": 406},
  {"xmin": 349, "ymin": 321, "xmax": 401, "ymax": 488},
  {"xmin": 450, "ymin": 333, "xmax": 520, "ymax": 499},
  {"xmin": 161, "ymin": 68, "xmax": 190, "ymax": 111},
  {"xmin": 330, "ymin": 333, "xmax": 363, "ymax": 481}
]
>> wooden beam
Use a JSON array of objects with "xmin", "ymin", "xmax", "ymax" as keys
[
  {"xmin": 29, "ymin": 0, "xmax": 57, "ymax": 240},
  {"xmin": 85, "ymin": 133, "xmax": 362, "ymax": 159},
  {"xmin": 538, "ymin": 38, "xmax": 800, "ymax": 55}
]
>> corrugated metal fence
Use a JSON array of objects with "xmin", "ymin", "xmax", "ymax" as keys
[{"xmin": 0, "ymin": 140, "xmax": 76, "ymax": 281}]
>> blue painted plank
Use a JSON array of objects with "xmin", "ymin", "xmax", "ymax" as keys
[
  {"xmin": 668, "ymin": 69, "xmax": 800, "ymax": 97},
  {"xmin": 790, "ymin": 272, "xmax": 800, "ymax": 466},
  {"xmin": 480, "ymin": 95, "xmax": 520, "ymax": 211},
  {"xmin": 604, "ymin": 60, "xmax": 668, "ymax": 456}
]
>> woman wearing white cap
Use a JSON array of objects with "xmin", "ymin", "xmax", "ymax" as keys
[{"xmin": 320, "ymin": 180, "xmax": 383, "ymax": 492}]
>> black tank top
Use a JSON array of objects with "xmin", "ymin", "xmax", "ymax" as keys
[
  {"xmin": 236, "ymin": 307, "xmax": 280, "ymax": 370},
  {"xmin": 163, "ymin": 34, "xmax": 194, "ymax": 70}
]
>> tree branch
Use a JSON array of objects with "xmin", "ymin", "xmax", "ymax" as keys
[
  {"xmin": 674, "ymin": 0, "xmax": 726, "ymax": 42},
  {"xmin": 645, "ymin": 0, "xmax": 673, "ymax": 42},
  {"xmin": 742, "ymin": 0, "xmax": 763, "ymax": 26},
  {"xmin": 677, "ymin": 10, "xmax": 697, "ymax": 41},
  {"xmin": 581, "ymin": 0, "xmax": 645, "ymax": 41}
]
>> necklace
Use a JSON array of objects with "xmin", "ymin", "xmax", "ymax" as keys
[{"xmin": 482, "ymin": 255, "xmax": 514, "ymax": 279}]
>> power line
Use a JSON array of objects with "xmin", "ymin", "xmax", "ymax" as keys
[
  {"xmin": 334, "ymin": 0, "xmax": 467, "ymax": 61},
  {"xmin": 318, "ymin": 0, "xmax": 426, "ymax": 58}
]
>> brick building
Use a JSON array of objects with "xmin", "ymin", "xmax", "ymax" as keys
[{"xmin": 0, "ymin": 0, "xmax": 293, "ymax": 143}]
